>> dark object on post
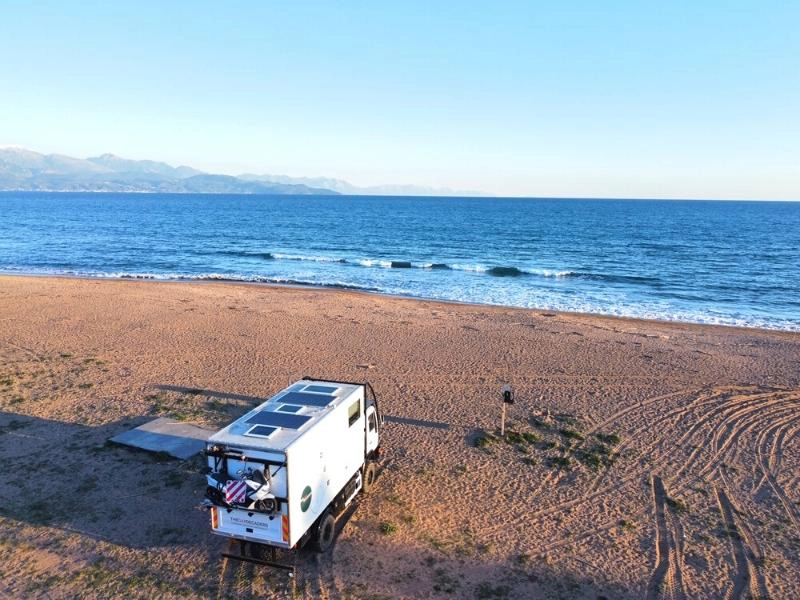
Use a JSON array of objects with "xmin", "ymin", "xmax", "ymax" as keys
[
  {"xmin": 502, "ymin": 384, "xmax": 514, "ymax": 404},
  {"xmin": 500, "ymin": 384, "xmax": 513, "ymax": 437}
]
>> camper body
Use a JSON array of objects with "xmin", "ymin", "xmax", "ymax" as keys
[{"xmin": 204, "ymin": 379, "xmax": 380, "ymax": 552}]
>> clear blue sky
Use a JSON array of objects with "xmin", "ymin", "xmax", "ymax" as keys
[{"xmin": 1, "ymin": 1, "xmax": 798, "ymax": 199}]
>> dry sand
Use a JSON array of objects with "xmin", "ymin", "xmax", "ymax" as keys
[{"xmin": 0, "ymin": 274, "xmax": 798, "ymax": 599}]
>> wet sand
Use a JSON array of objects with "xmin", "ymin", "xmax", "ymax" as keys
[{"xmin": 0, "ymin": 274, "xmax": 798, "ymax": 599}]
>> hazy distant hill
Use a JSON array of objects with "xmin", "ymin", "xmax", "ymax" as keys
[
  {"xmin": 86, "ymin": 153, "xmax": 204, "ymax": 179},
  {"xmin": 0, "ymin": 147, "xmax": 488, "ymax": 196},
  {"xmin": 0, "ymin": 148, "xmax": 337, "ymax": 195},
  {"xmin": 239, "ymin": 173, "xmax": 489, "ymax": 197}
]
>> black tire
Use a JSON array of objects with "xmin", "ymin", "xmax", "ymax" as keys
[
  {"xmin": 362, "ymin": 462, "xmax": 377, "ymax": 494},
  {"xmin": 311, "ymin": 510, "xmax": 336, "ymax": 553}
]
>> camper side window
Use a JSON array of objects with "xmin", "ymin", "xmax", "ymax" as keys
[{"xmin": 348, "ymin": 400, "xmax": 360, "ymax": 426}]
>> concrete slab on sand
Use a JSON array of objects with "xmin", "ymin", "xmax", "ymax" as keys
[{"xmin": 109, "ymin": 417, "xmax": 214, "ymax": 459}]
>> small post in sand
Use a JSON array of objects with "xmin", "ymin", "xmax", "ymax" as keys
[{"xmin": 501, "ymin": 384, "xmax": 513, "ymax": 437}]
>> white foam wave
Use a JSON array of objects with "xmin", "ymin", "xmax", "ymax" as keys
[
  {"xmin": 449, "ymin": 264, "xmax": 573, "ymax": 277},
  {"xmin": 272, "ymin": 253, "xmax": 346, "ymax": 263},
  {"xmin": 529, "ymin": 269, "xmax": 575, "ymax": 278},
  {"xmin": 450, "ymin": 263, "xmax": 489, "ymax": 273},
  {"xmin": 356, "ymin": 259, "xmax": 393, "ymax": 268}
]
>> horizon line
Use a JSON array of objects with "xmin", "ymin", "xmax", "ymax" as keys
[{"xmin": 1, "ymin": 189, "xmax": 798, "ymax": 203}]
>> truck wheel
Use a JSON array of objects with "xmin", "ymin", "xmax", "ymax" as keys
[
  {"xmin": 362, "ymin": 462, "xmax": 377, "ymax": 494},
  {"xmin": 311, "ymin": 510, "xmax": 336, "ymax": 553}
]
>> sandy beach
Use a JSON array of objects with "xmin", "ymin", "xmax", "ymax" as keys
[{"xmin": 0, "ymin": 274, "xmax": 798, "ymax": 599}]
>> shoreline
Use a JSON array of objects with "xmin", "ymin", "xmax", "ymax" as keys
[{"xmin": 2, "ymin": 272, "xmax": 798, "ymax": 338}]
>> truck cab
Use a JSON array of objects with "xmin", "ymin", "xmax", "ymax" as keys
[{"xmin": 366, "ymin": 402, "xmax": 380, "ymax": 456}]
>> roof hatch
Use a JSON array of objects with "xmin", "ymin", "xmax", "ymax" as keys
[{"xmin": 244, "ymin": 424, "xmax": 279, "ymax": 438}]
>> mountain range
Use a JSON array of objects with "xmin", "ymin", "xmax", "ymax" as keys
[{"xmin": 0, "ymin": 147, "xmax": 485, "ymax": 196}]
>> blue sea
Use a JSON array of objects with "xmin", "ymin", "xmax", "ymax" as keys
[{"xmin": 1, "ymin": 192, "xmax": 799, "ymax": 331}]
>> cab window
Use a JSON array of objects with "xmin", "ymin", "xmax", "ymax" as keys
[{"xmin": 348, "ymin": 400, "xmax": 360, "ymax": 426}]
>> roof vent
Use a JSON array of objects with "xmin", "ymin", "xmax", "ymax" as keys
[{"xmin": 244, "ymin": 425, "xmax": 278, "ymax": 438}]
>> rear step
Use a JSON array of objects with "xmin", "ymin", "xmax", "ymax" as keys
[
  {"xmin": 222, "ymin": 541, "xmax": 295, "ymax": 576},
  {"xmin": 221, "ymin": 551, "xmax": 295, "ymax": 574}
]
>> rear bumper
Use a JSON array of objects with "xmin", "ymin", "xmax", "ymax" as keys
[{"xmin": 210, "ymin": 506, "xmax": 291, "ymax": 549}]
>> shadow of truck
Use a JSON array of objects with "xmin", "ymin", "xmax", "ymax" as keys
[{"xmin": 0, "ymin": 411, "xmax": 211, "ymax": 550}]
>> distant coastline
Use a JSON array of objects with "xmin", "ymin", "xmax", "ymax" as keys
[{"xmin": 0, "ymin": 147, "xmax": 486, "ymax": 197}]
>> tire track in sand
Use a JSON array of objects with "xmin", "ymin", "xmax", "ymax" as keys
[
  {"xmin": 766, "ymin": 416, "xmax": 799, "ymax": 483},
  {"xmin": 521, "ymin": 389, "xmax": 718, "ymax": 523},
  {"xmin": 531, "ymin": 391, "xmax": 790, "ymax": 530},
  {"xmin": 668, "ymin": 389, "xmax": 796, "ymax": 485},
  {"xmin": 216, "ymin": 539, "xmax": 255, "ymax": 600},
  {"xmin": 295, "ymin": 551, "xmax": 337, "ymax": 600},
  {"xmin": 754, "ymin": 412, "xmax": 798, "ymax": 491},
  {"xmin": 645, "ymin": 475, "xmax": 686, "ymax": 600},
  {"xmin": 686, "ymin": 398, "xmax": 799, "ymax": 486},
  {"xmin": 753, "ymin": 404, "xmax": 800, "ymax": 534},
  {"xmin": 526, "ymin": 395, "xmax": 793, "ymax": 560},
  {"xmin": 294, "ymin": 497, "xmax": 362, "ymax": 599},
  {"xmin": 714, "ymin": 486, "xmax": 770, "ymax": 600},
  {"xmin": 561, "ymin": 387, "xmax": 760, "ymax": 506},
  {"xmin": 489, "ymin": 389, "xmax": 784, "ymax": 548},
  {"xmin": 524, "ymin": 388, "xmax": 705, "ymax": 502},
  {"xmin": 532, "ymin": 403, "xmax": 794, "ymax": 560}
]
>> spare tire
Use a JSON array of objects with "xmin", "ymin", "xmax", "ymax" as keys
[
  {"xmin": 362, "ymin": 462, "xmax": 377, "ymax": 494},
  {"xmin": 311, "ymin": 510, "xmax": 336, "ymax": 553}
]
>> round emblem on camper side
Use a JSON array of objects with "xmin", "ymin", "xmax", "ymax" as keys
[{"xmin": 300, "ymin": 485, "xmax": 312, "ymax": 512}]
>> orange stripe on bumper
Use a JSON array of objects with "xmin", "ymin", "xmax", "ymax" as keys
[{"xmin": 281, "ymin": 514, "xmax": 289, "ymax": 543}]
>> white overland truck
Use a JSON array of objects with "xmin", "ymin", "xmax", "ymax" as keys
[{"xmin": 203, "ymin": 378, "xmax": 382, "ymax": 567}]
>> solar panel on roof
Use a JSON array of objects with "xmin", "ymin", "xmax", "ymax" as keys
[
  {"xmin": 276, "ymin": 404, "xmax": 302, "ymax": 413},
  {"xmin": 303, "ymin": 384, "xmax": 339, "ymax": 394},
  {"xmin": 246, "ymin": 410, "xmax": 312, "ymax": 429},
  {"xmin": 279, "ymin": 391, "xmax": 337, "ymax": 407},
  {"xmin": 245, "ymin": 425, "xmax": 278, "ymax": 438}
]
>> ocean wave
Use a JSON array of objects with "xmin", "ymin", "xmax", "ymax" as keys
[
  {"xmin": 450, "ymin": 264, "xmax": 574, "ymax": 278},
  {"xmin": 530, "ymin": 268, "xmax": 575, "ymax": 278},
  {"xmin": 486, "ymin": 266, "xmax": 527, "ymax": 277},
  {"xmin": 450, "ymin": 263, "xmax": 488, "ymax": 273},
  {"xmin": 206, "ymin": 251, "xmax": 578, "ymax": 280},
  {"xmin": 355, "ymin": 258, "xmax": 391, "ymax": 268},
  {"xmin": 272, "ymin": 253, "xmax": 348, "ymax": 264},
  {"xmin": 212, "ymin": 250, "xmax": 275, "ymax": 260},
  {"xmin": 4, "ymin": 254, "xmax": 650, "ymax": 286},
  {"xmin": 255, "ymin": 277, "xmax": 379, "ymax": 292}
]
